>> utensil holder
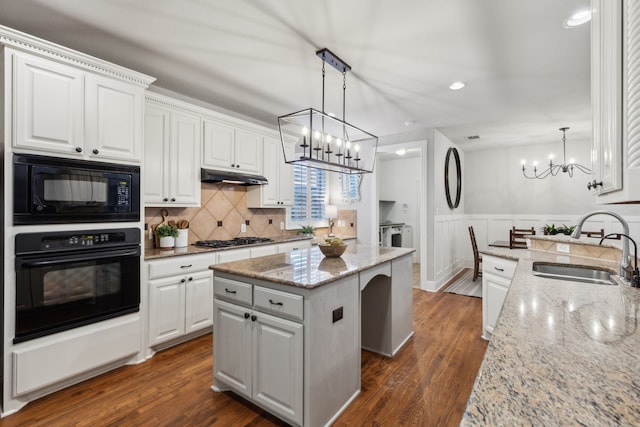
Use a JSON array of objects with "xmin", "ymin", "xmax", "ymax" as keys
[{"xmin": 175, "ymin": 229, "xmax": 189, "ymax": 248}]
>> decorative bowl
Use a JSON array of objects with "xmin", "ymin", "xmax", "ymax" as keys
[{"xmin": 318, "ymin": 243, "xmax": 347, "ymax": 257}]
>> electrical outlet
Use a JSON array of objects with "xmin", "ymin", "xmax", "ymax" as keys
[
  {"xmin": 241, "ymin": 223, "xmax": 246, "ymax": 233},
  {"xmin": 280, "ymin": 222, "xmax": 285, "ymax": 230},
  {"xmin": 556, "ymin": 243, "xmax": 570, "ymax": 253}
]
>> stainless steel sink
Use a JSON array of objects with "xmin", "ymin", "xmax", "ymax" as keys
[{"xmin": 531, "ymin": 262, "xmax": 617, "ymax": 285}]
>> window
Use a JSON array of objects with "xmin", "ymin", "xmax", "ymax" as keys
[
  {"xmin": 289, "ymin": 165, "xmax": 327, "ymax": 226},
  {"xmin": 340, "ymin": 173, "xmax": 362, "ymax": 203}
]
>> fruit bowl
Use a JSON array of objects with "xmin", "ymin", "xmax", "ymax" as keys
[{"xmin": 318, "ymin": 243, "xmax": 347, "ymax": 257}]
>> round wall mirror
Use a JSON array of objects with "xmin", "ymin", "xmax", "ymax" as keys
[{"xmin": 444, "ymin": 147, "xmax": 461, "ymax": 209}]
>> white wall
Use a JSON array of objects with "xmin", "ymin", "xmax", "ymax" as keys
[{"xmin": 464, "ymin": 141, "xmax": 640, "ymax": 216}]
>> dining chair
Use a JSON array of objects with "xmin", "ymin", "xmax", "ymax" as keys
[
  {"xmin": 468, "ymin": 226, "xmax": 482, "ymax": 281},
  {"xmin": 510, "ymin": 226, "xmax": 535, "ymax": 249}
]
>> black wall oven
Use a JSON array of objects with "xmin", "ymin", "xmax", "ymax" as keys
[
  {"xmin": 14, "ymin": 228, "xmax": 141, "ymax": 343},
  {"xmin": 13, "ymin": 153, "xmax": 140, "ymax": 224}
]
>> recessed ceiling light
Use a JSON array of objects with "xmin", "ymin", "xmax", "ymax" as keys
[
  {"xmin": 565, "ymin": 9, "xmax": 591, "ymax": 27},
  {"xmin": 404, "ymin": 120, "xmax": 416, "ymax": 127},
  {"xmin": 449, "ymin": 81, "xmax": 466, "ymax": 91}
]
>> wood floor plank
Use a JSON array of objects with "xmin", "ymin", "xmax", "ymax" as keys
[{"xmin": 0, "ymin": 289, "xmax": 487, "ymax": 426}]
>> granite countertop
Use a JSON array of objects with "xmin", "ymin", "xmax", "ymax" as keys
[
  {"xmin": 211, "ymin": 244, "xmax": 414, "ymax": 289},
  {"xmin": 462, "ymin": 247, "xmax": 640, "ymax": 425},
  {"xmin": 144, "ymin": 235, "xmax": 313, "ymax": 260}
]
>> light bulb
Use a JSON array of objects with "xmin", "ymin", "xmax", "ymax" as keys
[
  {"xmin": 533, "ymin": 161, "xmax": 539, "ymax": 167},
  {"xmin": 569, "ymin": 158, "xmax": 575, "ymax": 164},
  {"xmin": 325, "ymin": 134, "xmax": 332, "ymax": 143},
  {"xmin": 346, "ymin": 141, "xmax": 352, "ymax": 149},
  {"xmin": 302, "ymin": 127, "xmax": 308, "ymax": 136},
  {"xmin": 521, "ymin": 159, "xmax": 526, "ymax": 165},
  {"xmin": 314, "ymin": 130, "xmax": 321, "ymax": 140},
  {"xmin": 548, "ymin": 154, "xmax": 554, "ymax": 160},
  {"xmin": 354, "ymin": 144, "xmax": 360, "ymax": 152},
  {"xmin": 336, "ymin": 139, "xmax": 342, "ymax": 147}
]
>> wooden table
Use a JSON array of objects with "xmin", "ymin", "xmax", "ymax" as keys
[{"xmin": 488, "ymin": 240, "xmax": 510, "ymax": 248}]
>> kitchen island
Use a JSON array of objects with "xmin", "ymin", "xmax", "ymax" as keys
[
  {"xmin": 463, "ymin": 239, "xmax": 640, "ymax": 425},
  {"xmin": 210, "ymin": 244, "xmax": 414, "ymax": 427}
]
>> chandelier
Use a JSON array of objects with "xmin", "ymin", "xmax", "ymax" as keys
[
  {"xmin": 521, "ymin": 127, "xmax": 591, "ymax": 179},
  {"xmin": 278, "ymin": 48, "xmax": 378, "ymax": 174}
]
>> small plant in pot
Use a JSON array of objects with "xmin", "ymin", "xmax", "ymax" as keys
[
  {"xmin": 155, "ymin": 224, "xmax": 179, "ymax": 248},
  {"xmin": 299, "ymin": 225, "xmax": 315, "ymax": 236}
]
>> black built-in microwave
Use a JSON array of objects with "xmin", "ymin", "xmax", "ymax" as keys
[{"xmin": 13, "ymin": 153, "xmax": 140, "ymax": 224}]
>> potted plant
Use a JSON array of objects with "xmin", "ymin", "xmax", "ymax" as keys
[
  {"xmin": 543, "ymin": 224, "xmax": 558, "ymax": 235},
  {"xmin": 155, "ymin": 224, "xmax": 179, "ymax": 248},
  {"xmin": 557, "ymin": 224, "xmax": 576, "ymax": 235},
  {"xmin": 299, "ymin": 225, "xmax": 315, "ymax": 236}
]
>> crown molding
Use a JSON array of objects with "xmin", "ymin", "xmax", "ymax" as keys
[{"xmin": 0, "ymin": 24, "xmax": 155, "ymax": 88}]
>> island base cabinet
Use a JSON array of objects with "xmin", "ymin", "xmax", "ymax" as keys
[{"xmin": 214, "ymin": 299, "xmax": 303, "ymax": 426}]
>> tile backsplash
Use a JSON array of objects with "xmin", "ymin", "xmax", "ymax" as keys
[{"xmin": 144, "ymin": 183, "xmax": 357, "ymax": 249}]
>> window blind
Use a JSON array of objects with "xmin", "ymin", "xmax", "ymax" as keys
[{"xmin": 291, "ymin": 165, "xmax": 326, "ymax": 223}]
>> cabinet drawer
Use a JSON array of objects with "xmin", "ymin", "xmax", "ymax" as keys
[
  {"xmin": 214, "ymin": 277, "xmax": 252, "ymax": 306},
  {"xmin": 483, "ymin": 256, "xmax": 517, "ymax": 280},
  {"xmin": 254, "ymin": 286, "xmax": 303, "ymax": 321},
  {"xmin": 148, "ymin": 254, "xmax": 214, "ymax": 279}
]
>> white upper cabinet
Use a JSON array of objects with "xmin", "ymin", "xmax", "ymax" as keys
[
  {"xmin": 247, "ymin": 136, "xmax": 294, "ymax": 207},
  {"xmin": 591, "ymin": 0, "xmax": 640, "ymax": 202},
  {"xmin": 13, "ymin": 51, "xmax": 84, "ymax": 156},
  {"xmin": 144, "ymin": 95, "xmax": 201, "ymax": 207},
  {"xmin": 202, "ymin": 119, "xmax": 262, "ymax": 175},
  {"xmin": 85, "ymin": 74, "xmax": 143, "ymax": 162},
  {"xmin": 11, "ymin": 49, "xmax": 148, "ymax": 164}
]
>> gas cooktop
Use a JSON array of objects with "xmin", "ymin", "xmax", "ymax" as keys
[{"xmin": 193, "ymin": 237, "xmax": 275, "ymax": 248}]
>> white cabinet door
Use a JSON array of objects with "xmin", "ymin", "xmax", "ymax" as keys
[
  {"xmin": 85, "ymin": 74, "xmax": 143, "ymax": 162},
  {"xmin": 185, "ymin": 270, "xmax": 214, "ymax": 334},
  {"xmin": 591, "ymin": 0, "xmax": 623, "ymax": 196},
  {"xmin": 169, "ymin": 111, "xmax": 201, "ymax": 205},
  {"xmin": 247, "ymin": 137, "xmax": 294, "ymax": 208},
  {"xmin": 214, "ymin": 299, "xmax": 252, "ymax": 399},
  {"xmin": 482, "ymin": 273, "xmax": 510, "ymax": 339},
  {"xmin": 253, "ymin": 311, "xmax": 303, "ymax": 426},
  {"xmin": 144, "ymin": 102, "xmax": 200, "ymax": 207},
  {"xmin": 13, "ymin": 50, "xmax": 84, "ymax": 155},
  {"xmin": 234, "ymin": 129, "xmax": 262, "ymax": 174},
  {"xmin": 278, "ymin": 140, "xmax": 295, "ymax": 206},
  {"xmin": 149, "ymin": 276, "xmax": 186, "ymax": 346},
  {"xmin": 143, "ymin": 106, "xmax": 171, "ymax": 204},
  {"xmin": 202, "ymin": 119, "xmax": 235, "ymax": 170},
  {"xmin": 260, "ymin": 136, "xmax": 280, "ymax": 206}
]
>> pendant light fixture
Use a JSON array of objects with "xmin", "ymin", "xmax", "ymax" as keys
[
  {"xmin": 278, "ymin": 48, "xmax": 378, "ymax": 174},
  {"xmin": 521, "ymin": 127, "xmax": 591, "ymax": 179}
]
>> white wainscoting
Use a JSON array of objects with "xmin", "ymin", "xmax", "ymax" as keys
[
  {"xmin": 433, "ymin": 215, "xmax": 467, "ymax": 290},
  {"xmin": 432, "ymin": 213, "xmax": 640, "ymax": 291}
]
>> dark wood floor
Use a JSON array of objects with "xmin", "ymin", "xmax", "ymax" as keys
[{"xmin": 0, "ymin": 288, "xmax": 487, "ymax": 426}]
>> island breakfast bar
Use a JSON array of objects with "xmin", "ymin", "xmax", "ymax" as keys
[{"xmin": 210, "ymin": 244, "xmax": 415, "ymax": 426}]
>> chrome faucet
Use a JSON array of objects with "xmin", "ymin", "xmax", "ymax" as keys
[{"xmin": 571, "ymin": 211, "xmax": 631, "ymax": 280}]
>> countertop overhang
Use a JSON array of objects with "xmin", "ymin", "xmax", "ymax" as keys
[
  {"xmin": 210, "ymin": 244, "xmax": 415, "ymax": 289},
  {"xmin": 463, "ymin": 246, "xmax": 640, "ymax": 425}
]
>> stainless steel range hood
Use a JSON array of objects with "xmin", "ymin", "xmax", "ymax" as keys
[{"xmin": 200, "ymin": 168, "xmax": 268, "ymax": 186}]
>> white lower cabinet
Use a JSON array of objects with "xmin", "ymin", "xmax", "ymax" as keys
[
  {"xmin": 482, "ymin": 255, "xmax": 517, "ymax": 340},
  {"xmin": 147, "ymin": 254, "xmax": 214, "ymax": 347},
  {"xmin": 214, "ymin": 280, "xmax": 303, "ymax": 426}
]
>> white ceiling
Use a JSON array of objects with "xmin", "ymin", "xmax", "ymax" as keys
[{"xmin": 0, "ymin": 0, "xmax": 592, "ymax": 152}]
